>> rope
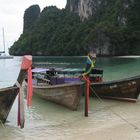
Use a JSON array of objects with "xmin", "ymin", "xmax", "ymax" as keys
[
  {"xmin": 0, "ymin": 120, "xmax": 6, "ymax": 128},
  {"xmin": 90, "ymin": 86, "xmax": 103, "ymax": 103},
  {"xmin": 15, "ymin": 81, "xmax": 21, "ymax": 88},
  {"xmin": 90, "ymin": 85, "xmax": 140, "ymax": 131}
]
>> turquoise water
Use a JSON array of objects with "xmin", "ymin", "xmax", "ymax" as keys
[
  {"xmin": 0, "ymin": 57, "xmax": 22, "ymax": 88},
  {"xmin": 1, "ymin": 56, "xmax": 140, "ymax": 90},
  {"xmin": 1, "ymin": 56, "xmax": 140, "ymax": 88},
  {"xmin": 0, "ymin": 56, "xmax": 140, "ymax": 140}
]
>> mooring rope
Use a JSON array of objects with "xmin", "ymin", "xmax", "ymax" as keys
[
  {"xmin": 90, "ymin": 85, "xmax": 140, "ymax": 131},
  {"xmin": 0, "ymin": 120, "xmax": 6, "ymax": 128}
]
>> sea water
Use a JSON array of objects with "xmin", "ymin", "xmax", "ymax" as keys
[{"xmin": 0, "ymin": 56, "xmax": 140, "ymax": 140}]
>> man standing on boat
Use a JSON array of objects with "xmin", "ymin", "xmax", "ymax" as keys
[{"xmin": 82, "ymin": 51, "xmax": 96, "ymax": 77}]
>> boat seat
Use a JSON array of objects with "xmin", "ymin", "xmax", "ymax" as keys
[{"xmin": 34, "ymin": 74, "xmax": 50, "ymax": 85}]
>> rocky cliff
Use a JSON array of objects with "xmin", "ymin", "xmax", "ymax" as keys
[
  {"xmin": 23, "ymin": 5, "xmax": 40, "ymax": 32},
  {"xmin": 65, "ymin": 0, "xmax": 138, "ymax": 56},
  {"xmin": 66, "ymin": 0, "xmax": 131, "ymax": 22},
  {"xmin": 66, "ymin": 0, "xmax": 97, "ymax": 20}
]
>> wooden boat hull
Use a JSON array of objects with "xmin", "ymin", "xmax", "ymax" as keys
[
  {"xmin": 0, "ymin": 70, "xmax": 27, "ymax": 123},
  {"xmin": 0, "ymin": 87, "xmax": 19, "ymax": 123},
  {"xmin": 33, "ymin": 82, "xmax": 84, "ymax": 110},
  {"xmin": 0, "ymin": 55, "xmax": 32, "ymax": 124},
  {"xmin": 90, "ymin": 76, "xmax": 140, "ymax": 102}
]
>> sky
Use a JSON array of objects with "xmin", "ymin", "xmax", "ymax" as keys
[{"xmin": 0, "ymin": 0, "xmax": 66, "ymax": 54}]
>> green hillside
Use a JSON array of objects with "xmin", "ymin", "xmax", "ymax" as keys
[{"xmin": 9, "ymin": 0, "xmax": 140, "ymax": 56}]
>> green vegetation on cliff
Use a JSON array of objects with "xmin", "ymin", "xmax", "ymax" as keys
[{"xmin": 9, "ymin": 0, "xmax": 140, "ymax": 56}]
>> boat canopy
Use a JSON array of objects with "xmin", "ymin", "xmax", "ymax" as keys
[{"xmin": 32, "ymin": 68, "xmax": 49, "ymax": 73}]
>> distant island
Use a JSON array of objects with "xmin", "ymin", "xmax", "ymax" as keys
[{"xmin": 9, "ymin": 0, "xmax": 140, "ymax": 56}]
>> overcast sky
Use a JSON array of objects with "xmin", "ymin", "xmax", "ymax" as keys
[{"xmin": 0, "ymin": 0, "xmax": 66, "ymax": 54}]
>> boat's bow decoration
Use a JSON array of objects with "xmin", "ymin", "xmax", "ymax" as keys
[
  {"xmin": 82, "ymin": 76, "xmax": 91, "ymax": 117},
  {"xmin": 21, "ymin": 55, "xmax": 32, "ymax": 106},
  {"xmin": 17, "ymin": 55, "xmax": 32, "ymax": 128}
]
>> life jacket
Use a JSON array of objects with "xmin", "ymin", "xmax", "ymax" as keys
[{"xmin": 82, "ymin": 55, "xmax": 95, "ymax": 76}]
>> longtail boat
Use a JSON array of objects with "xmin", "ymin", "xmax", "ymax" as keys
[
  {"xmin": 76, "ymin": 68, "xmax": 140, "ymax": 102},
  {"xmin": 33, "ymin": 82, "xmax": 84, "ymax": 110},
  {"xmin": 59, "ymin": 68, "xmax": 140, "ymax": 102},
  {"xmin": 30, "ymin": 68, "xmax": 84, "ymax": 110},
  {"xmin": 0, "ymin": 55, "xmax": 32, "ymax": 124},
  {"xmin": 90, "ymin": 75, "xmax": 140, "ymax": 102},
  {"xmin": 32, "ymin": 67, "xmax": 140, "ymax": 104}
]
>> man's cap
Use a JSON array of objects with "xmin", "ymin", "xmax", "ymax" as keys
[{"xmin": 89, "ymin": 52, "xmax": 96, "ymax": 58}]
